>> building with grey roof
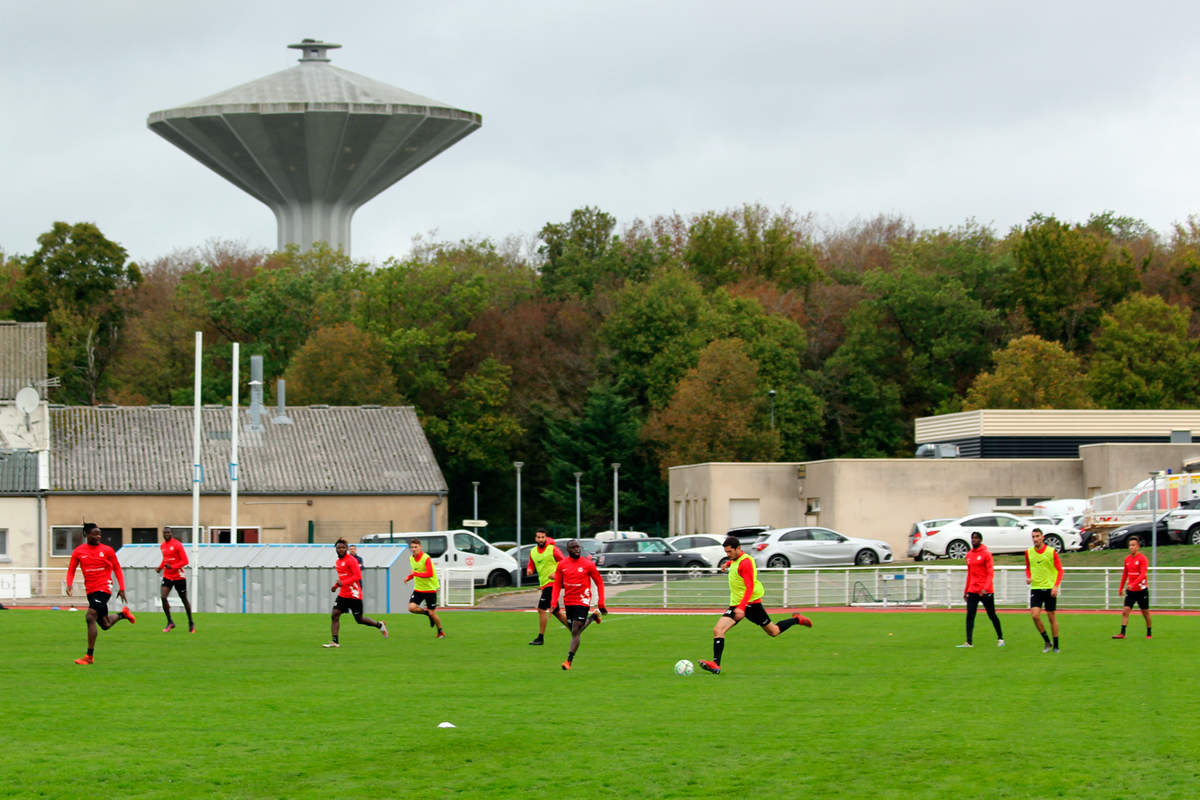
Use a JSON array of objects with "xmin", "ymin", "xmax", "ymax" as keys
[
  {"xmin": 0, "ymin": 321, "xmax": 48, "ymax": 399},
  {"xmin": 147, "ymin": 39, "xmax": 482, "ymax": 255}
]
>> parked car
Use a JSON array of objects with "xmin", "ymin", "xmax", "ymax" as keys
[
  {"xmin": 1165, "ymin": 499, "xmax": 1200, "ymax": 546},
  {"xmin": 918, "ymin": 513, "xmax": 1080, "ymax": 559},
  {"xmin": 906, "ymin": 518, "xmax": 957, "ymax": 560},
  {"xmin": 594, "ymin": 538, "xmax": 711, "ymax": 584},
  {"xmin": 594, "ymin": 530, "xmax": 648, "ymax": 541},
  {"xmin": 360, "ymin": 529, "xmax": 518, "ymax": 586},
  {"xmin": 666, "ymin": 534, "xmax": 729, "ymax": 568},
  {"xmin": 1107, "ymin": 515, "xmax": 1176, "ymax": 550},
  {"xmin": 750, "ymin": 527, "xmax": 892, "ymax": 568},
  {"xmin": 726, "ymin": 525, "xmax": 772, "ymax": 547}
]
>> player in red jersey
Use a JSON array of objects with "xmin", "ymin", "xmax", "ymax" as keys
[
  {"xmin": 65, "ymin": 522, "xmax": 135, "ymax": 665},
  {"xmin": 549, "ymin": 539, "xmax": 607, "ymax": 670},
  {"xmin": 957, "ymin": 532, "xmax": 1005, "ymax": 648},
  {"xmin": 156, "ymin": 526, "xmax": 194, "ymax": 633},
  {"xmin": 323, "ymin": 538, "xmax": 387, "ymax": 648},
  {"xmin": 1113, "ymin": 536, "xmax": 1152, "ymax": 639}
]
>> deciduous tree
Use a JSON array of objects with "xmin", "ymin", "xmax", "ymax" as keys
[{"xmin": 963, "ymin": 335, "xmax": 1092, "ymax": 409}]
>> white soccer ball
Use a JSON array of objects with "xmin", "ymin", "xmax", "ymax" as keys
[{"xmin": 674, "ymin": 659, "xmax": 694, "ymax": 676}]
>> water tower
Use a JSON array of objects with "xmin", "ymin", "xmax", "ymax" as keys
[{"xmin": 147, "ymin": 40, "xmax": 482, "ymax": 255}]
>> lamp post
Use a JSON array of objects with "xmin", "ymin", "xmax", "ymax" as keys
[
  {"xmin": 611, "ymin": 462, "xmax": 621, "ymax": 534},
  {"xmin": 514, "ymin": 462, "xmax": 524, "ymax": 587},
  {"xmin": 768, "ymin": 389, "xmax": 776, "ymax": 431},
  {"xmin": 574, "ymin": 472, "xmax": 583, "ymax": 539},
  {"xmin": 1150, "ymin": 470, "xmax": 1161, "ymax": 601},
  {"xmin": 472, "ymin": 481, "xmax": 479, "ymax": 522}
]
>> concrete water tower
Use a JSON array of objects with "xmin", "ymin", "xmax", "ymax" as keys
[{"xmin": 147, "ymin": 39, "xmax": 482, "ymax": 255}]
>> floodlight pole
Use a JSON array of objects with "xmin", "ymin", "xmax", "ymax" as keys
[
  {"xmin": 191, "ymin": 332, "xmax": 203, "ymax": 611},
  {"xmin": 769, "ymin": 388, "xmax": 776, "ymax": 430},
  {"xmin": 514, "ymin": 462, "xmax": 524, "ymax": 587},
  {"xmin": 1150, "ymin": 470, "xmax": 1160, "ymax": 601},
  {"xmin": 574, "ymin": 472, "xmax": 583, "ymax": 539},
  {"xmin": 611, "ymin": 462, "xmax": 620, "ymax": 534},
  {"xmin": 230, "ymin": 343, "xmax": 240, "ymax": 546}
]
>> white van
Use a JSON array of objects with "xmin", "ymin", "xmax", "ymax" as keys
[
  {"xmin": 1033, "ymin": 499, "xmax": 1088, "ymax": 518},
  {"xmin": 593, "ymin": 530, "xmax": 649, "ymax": 541},
  {"xmin": 360, "ymin": 530, "xmax": 518, "ymax": 587}
]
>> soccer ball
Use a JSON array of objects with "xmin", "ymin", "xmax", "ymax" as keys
[{"xmin": 674, "ymin": 659, "xmax": 694, "ymax": 676}]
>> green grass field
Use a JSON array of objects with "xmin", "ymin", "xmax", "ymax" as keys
[{"xmin": 3, "ymin": 608, "xmax": 1197, "ymax": 799}]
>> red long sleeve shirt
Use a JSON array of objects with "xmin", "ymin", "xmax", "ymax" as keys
[
  {"xmin": 1120, "ymin": 552, "xmax": 1149, "ymax": 592},
  {"xmin": 335, "ymin": 554, "xmax": 363, "ymax": 599},
  {"xmin": 550, "ymin": 556, "xmax": 606, "ymax": 608},
  {"xmin": 964, "ymin": 545, "xmax": 995, "ymax": 594},
  {"xmin": 158, "ymin": 538, "xmax": 189, "ymax": 580},
  {"xmin": 67, "ymin": 543, "xmax": 125, "ymax": 594}
]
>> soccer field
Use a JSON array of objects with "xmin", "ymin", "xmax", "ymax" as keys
[{"xmin": 3, "ymin": 608, "xmax": 1196, "ymax": 799}]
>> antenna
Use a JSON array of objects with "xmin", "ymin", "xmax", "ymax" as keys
[{"xmin": 14, "ymin": 386, "xmax": 38, "ymax": 432}]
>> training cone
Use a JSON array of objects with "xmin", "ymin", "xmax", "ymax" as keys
[{"xmin": 437, "ymin": 721, "xmax": 456, "ymax": 728}]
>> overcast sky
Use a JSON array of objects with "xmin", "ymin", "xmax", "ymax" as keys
[{"xmin": 5, "ymin": 1, "xmax": 1200, "ymax": 266}]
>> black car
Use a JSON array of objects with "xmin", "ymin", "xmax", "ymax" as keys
[
  {"xmin": 594, "ymin": 538, "xmax": 711, "ymax": 584},
  {"xmin": 1107, "ymin": 517, "xmax": 1176, "ymax": 549}
]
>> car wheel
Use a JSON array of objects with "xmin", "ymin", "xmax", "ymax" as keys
[
  {"xmin": 486, "ymin": 569, "xmax": 511, "ymax": 588},
  {"xmin": 945, "ymin": 539, "xmax": 969, "ymax": 559},
  {"xmin": 605, "ymin": 569, "xmax": 624, "ymax": 586},
  {"xmin": 717, "ymin": 556, "xmax": 731, "ymax": 569},
  {"xmin": 1043, "ymin": 534, "xmax": 1064, "ymax": 552},
  {"xmin": 854, "ymin": 549, "xmax": 880, "ymax": 566},
  {"xmin": 1189, "ymin": 525, "xmax": 1200, "ymax": 546},
  {"xmin": 766, "ymin": 554, "xmax": 790, "ymax": 568},
  {"xmin": 685, "ymin": 562, "xmax": 705, "ymax": 579},
  {"xmin": 1136, "ymin": 535, "xmax": 1149, "ymax": 548}
]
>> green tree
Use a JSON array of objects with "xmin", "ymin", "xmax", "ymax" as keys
[
  {"xmin": 283, "ymin": 323, "xmax": 401, "ymax": 405},
  {"xmin": 537, "ymin": 207, "xmax": 623, "ymax": 298},
  {"xmin": 641, "ymin": 339, "xmax": 780, "ymax": 475},
  {"xmin": 1086, "ymin": 295, "xmax": 1200, "ymax": 408},
  {"xmin": 684, "ymin": 205, "xmax": 821, "ymax": 292},
  {"xmin": 963, "ymin": 335, "xmax": 1093, "ymax": 409},
  {"xmin": 424, "ymin": 358, "xmax": 525, "ymax": 477}
]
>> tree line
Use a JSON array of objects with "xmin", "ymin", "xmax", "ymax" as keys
[{"xmin": 3, "ymin": 206, "xmax": 1200, "ymax": 534}]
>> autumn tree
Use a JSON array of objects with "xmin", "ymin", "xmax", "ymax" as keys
[
  {"xmin": 1086, "ymin": 294, "xmax": 1200, "ymax": 408},
  {"xmin": 963, "ymin": 335, "xmax": 1093, "ymax": 409},
  {"xmin": 282, "ymin": 323, "xmax": 401, "ymax": 405}
]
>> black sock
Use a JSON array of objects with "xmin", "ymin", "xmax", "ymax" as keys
[
  {"xmin": 331, "ymin": 634, "xmax": 339, "ymax": 643},
  {"xmin": 777, "ymin": 618, "xmax": 798, "ymax": 633},
  {"xmin": 1052, "ymin": 636, "xmax": 1059, "ymax": 648},
  {"xmin": 186, "ymin": 611, "xmax": 193, "ymax": 624},
  {"xmin": 532, "ymin": 633, "xmax": 543, "ymax": 641},
  {"xmin": 376, "ymin": 621, "xmax": 383, "ymax": 629},
  {"xmin": 1120, "ymin": 625, "xmax": 1127, "ymax": 634},
  {"xmin": 713, "ymin": 637, "xmax": 725, "ymax": 665},
  {"xmin": 1146, "ymin": 627, "xmax": 1152, "ymax": 636},
  {"xmin": 164, "ymin": 613, "xmax": 173, "ymax": 624},
  {"xmin": 86, "ymin": 647, "xmax": 94, "ymax": 656},
  {"xmin": 567, "ymin": 651, "xmax": 575, "ymax": 663},
  {"xmin": 1041, "ymin": 631, "xmax": 1050, "ymax": 644}
]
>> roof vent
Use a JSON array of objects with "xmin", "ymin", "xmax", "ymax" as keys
[{"xmin": 288, "ymin": 38, "xmax": 341, "ymax": 63}]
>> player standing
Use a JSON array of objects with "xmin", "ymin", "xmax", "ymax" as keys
[
  {"xmin": 957, "ymin": 531, "xmax": 1004, "ymax": 648},
  {"xmin": 699, "ymin": 536, "xmax": 811, "ymax": 675},
  {"xmin": 550, "ymin": 539, "xmax": 607, "ymax": 670},
  {"xmin": 1113, "ymin": 536, "xmax": 1152, "ymax": 639},
  {"xmin": 323, "ymin": 538, "xmax": 387, "ymax": 648},
  {"xmin": 1024, "ymin": 528, "xmax": 1064, "ymax": 653},
  {"xmin": 526, "ymin": 529, "xmax": 569, "ymax": 645},
  {"xmin": 156, "ymin": 526, "xmax": 194, "ymax": 633},
  {"xmin": 65, "ymin": 522, "xmax": 136, "ymax": 665},
  {"xmin": 404, "ymin": 538, "xmax": 445, "ymax": 639}
]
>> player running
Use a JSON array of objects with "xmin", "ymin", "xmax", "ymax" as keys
[
  {"xmin": 323, "ymin": 538, "xmax": 388, "ymax": 648},
  {"xmin": 1025, "ymin": 528, "xmax": 1064, "ymax": 653},
  {"xmin": 1113, "ymin": 536, "xmax": 1152, "ymax": 639},
  {"xmin": 156, "ymin": 526, "xmax": 194, "ymax": 633},
  {"xmin": 66, "ymin": 522, "xmax": 136, "ymax": 665},
  {"xmin": 699, "ymin": 536, "xmax": 811, "ymax": 675},
  {"xmin": 526, "ymin": 529, "xmax": 569, "ymax": 645},
  {"xmin": 957, "ymin": 531, "xmax": 1004, "ymax": 648},
  {"xmin": 549, "ymin": 539, "xmax": 607, "ymax": 670},
  {"xmin": 404, "ymin": 538, "xmax": 445, "ymax": 639}
]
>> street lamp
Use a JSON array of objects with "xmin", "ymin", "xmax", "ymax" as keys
[
  {"xmin": 611, "ymin": 462, "xmax": 620, "ymax": 533},
  {"xmin": 1150, "ymin": 470, "xmax": 1162, "ymax": 600},
  {"xmin": 574, "ymin": 472, "xmax": 583, "ymax": 539},
  {"xmin": 768, "ymin": 389, "xmax": 776, "ymax": 431},
  {"xmin": 472, "ymin": 481, "xmax": 479, "ymax": 522},
  {"xmin": 514, "ymin": 462, "xmax": 524, "ymax": 587}
]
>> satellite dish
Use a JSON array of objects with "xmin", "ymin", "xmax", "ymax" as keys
[{"xmin": 15, "ymin": 386, "xmax": 39, "ymax": 414}]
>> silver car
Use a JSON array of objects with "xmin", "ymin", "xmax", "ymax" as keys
[{"xmin": 751, "ymin": 527, "xmax": 893, "ymax": 568}]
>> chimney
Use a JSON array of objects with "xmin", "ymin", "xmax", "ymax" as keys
[
  {"xmin": 247, "ymin": 356, "xmax": 265, "ymax": 431},
  {"xmin": 272, "ymin": 379, "xmax": 293, "ymax": 425}
]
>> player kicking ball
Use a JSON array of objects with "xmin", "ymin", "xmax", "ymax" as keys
[{"xmin": 699, "ymin": 536, "xmax": 811, "ymax": 675}]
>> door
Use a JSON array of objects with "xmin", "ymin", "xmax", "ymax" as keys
[
  {"xmin": 636, "ymin": 539, "xmax": 679, "ymax": 568},
  {"xmin": 777, "ymin": 528, "xmax": 815, "ymax": 564},
  {"xmin": 809, "ymin": 528, "xmax": 855, "ymax": 564},
  {"xmin": 729, "ymin": 499, "xmax": 760, "ymax": 528}
]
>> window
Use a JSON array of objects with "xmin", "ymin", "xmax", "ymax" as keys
[
  {"xmin": 996, "ymin": 516, "xmax": 1021, "ymax": 528},
  {"xmin": 209, "ymin": 527, "xmax": 261, "ymax": 543},
  {"xmin": 638, "ymin": 540, "xmax": 668, "ymax": 553},
  {"xmin": 0, "ymin": 528, "xmax": 7, "ymax": 559},
  {"xmin": 609, "ymin": 541, "xmax": 637, "ymax": 553},
  {"xmin": 781, "ymin": 530, "xmax": 811, "ymax": 542},
  {"xmin": 454, "ymin": 533, "xmax": 489, "ymax": 555},
  {"xmin": 995, "ymin": 497, "xmax": 1022, "ymax": 507},
  {"xmin": 52, "ymin": 526, "xmax": 122, "ymax": 555},
  {"xmin": 811, "ymin": 529, "xmax": 843, "ymax": 542},
  {"xmin": 408, "ymin": 536, "xmax": 447, "ymax": 558},
  {"xmin": 132, "ymin": 528, "xmax": 158, "ymax": 544}
]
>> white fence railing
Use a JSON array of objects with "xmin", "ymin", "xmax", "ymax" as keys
[{"xmin": 594, "ymin": 565, "xmax": 1200, "ymax": 611}]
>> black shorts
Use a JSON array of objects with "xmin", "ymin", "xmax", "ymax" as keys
[
  {"xmin": 334, "ymin": 596, "xmax": 364, "ymax": 616},
  {"xmin": 722, "ymin": 602, "xmax": 772, "ymax": 627},
  {"xmin": 161, "ymin": 578, "xmax": 188, "ymax": 594},
  {"xmin": 1124, "ymin": 589, "xmax": 1150, "ymax": 611},
  {"xmin": 1029, "ymin": 588, "xmax": 1057, "ymax": 611},
  {"xmin": 564, "ymin": 604, "xmax": 591, "ymax": 624},
  {"xmin": 86, "ymin": 591, "xmax": 111, "ymax": 618},
  {"xmin": 410, "ymin": 590, "xmax": 438, "ymax": 609},
  {"xmin": 537, "ymin": 586, "xmax": 554, "ymax": 611}
]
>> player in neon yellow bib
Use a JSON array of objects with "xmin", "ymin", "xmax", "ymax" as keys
[
  {"xmin": 526, "ymin": 529, "xmax": 569, "ymax": 645},
  {"xmin": 698, "ymin": 536, "xmax": 813, "ymax": 675},
  {"xmin": 404, "ymin": 538, "xmax": 445, "ymax": 638},
  {"xmin": 1024, "ymin": 528, "xmax": 1064, "ymax": 653}
]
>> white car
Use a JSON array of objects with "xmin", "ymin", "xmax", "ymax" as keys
[
  {"xmin": 919, "ymin": 513, "xmax": 1081, "ymax": 560},
  {"xmin": 906, "ymin": 518, "xmax": 957, "ymax": 560},
  {"xmin": 665, "ymin": 534, "xmax": 729, "ymax": 568},
  {"xmin": 750, "ymin": 527, "xmax": 893, "ymax": 568}
]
